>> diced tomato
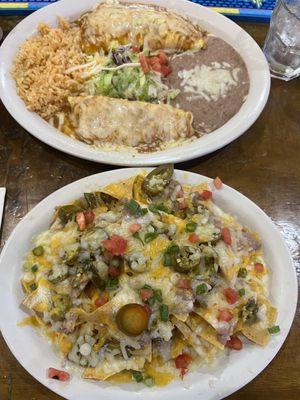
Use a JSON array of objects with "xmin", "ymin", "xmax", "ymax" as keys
[
  {"xmin": 102, "ymin": 234, "xmax": 128, "ymax": 256},
  {"xmin": 108, "ymin": 265, "xmax": 120, "ymax": 277},
  {"xmin": 254, "ymin": 262, "xmax": 264, "ymax": 273},
  {"xmin": 139, "ymin": 54, "xmax": 150, "ymax": 74},
  {"xmin": 221, "ymin": 227, "xmax": 232, "ymax": 245},
  {"xmin": 213, "ymin": 176, "xmax": 223, "ymax": 189},
  {"xmin": 160, "ymin": 64, "xmax": 172, "ymax": 77},
  {"xmin": 76, "ymin": 212, "xmax": 86, "ymax": 231},
  {"xmin": 188, "ymin": 233, "xmax": 199, "ymax": 243},
  {"xmin": 201, "ymin": 190, "xmax": 212, "ymax": 200},
  {"xmin": 175, "ymin": 353, "xmax": 191, "ymax": 378},
  {"xmin": 84, "ymin": 209, "xmax": 95, "ymax": 225},
  {"xmin": 218, "ymin": 309, "xmax": 233, "ymax": 322},
  {"xmin": 158, "ymin": 51, "xmax": 169, "ymax": 65},
  {"xmin": 129, "ymin": 223, "xmax": 142, "ymax": 234},
  {"xmin": 178, "ymin": 199, "xmax": 187, "ymax": 210},
  {"xmin": 48, "ymin": 368, "xmax": 70, "ymax": 382},
  {"xmin": 224, "ymin": 288, "xmax": 238, "ymax": 305},
  {"xmin": 143, "ymin": 303, "xmax": 152, "ymax": 315},
  {"xmin": 140, "ymin": 288, "xmax": 154, "ymax": 301},
  {"xmin": 151, "ymin": 61, "xmax": 162, "ymax": 73},
  {"xmin": 147, "ymin": 56, "xmax": 160, "ymax": 66},
  {"xmin": 95, "ymin": 293, "xmax": 109, "ymax": 308},
  {"xmin": 226, "ymin": 336, "xmax": 243, "ymax": 350},
  {"xmin": 177, "ymin": 278, "xmax": 191, "ymax": 290},
  {"xmin": 132, "ymin": 45, "xmax": 140, "ymax": 53}
]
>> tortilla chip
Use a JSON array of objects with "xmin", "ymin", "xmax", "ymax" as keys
[
  {"xmin": 22, "ymin": 277, "xmax": 52, "ymax": 313},
  {"xmin": 83, "ymin": 356, "xmax": 145, "ymax": 380},
  {"xmin": 101, "ymin": 176, "xmax": 136, "ymax": 200},
  {"xmin": 241, "ymin": 297, "xmax": 277, "ymax": 346},
  {"xmin": 132, "ymin": 174, "xmax": 148, "ymax": 204},
  {"xmin": 171, "ymin": 316, "xmax": 217, "ymax": 361},
  {"xmin": 187, "ymin": 313, "xmax": 224, "ymax": 350}
]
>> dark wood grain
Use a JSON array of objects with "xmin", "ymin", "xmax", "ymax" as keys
[{"xmin": 0, "ymin": 17, "xmax": 299, "ymax": 400}]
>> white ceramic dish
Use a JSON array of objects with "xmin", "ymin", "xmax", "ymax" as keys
[
  {"xmin": 0, "ymin": 169, "xmax": 297, "ymax": 400},
  {"xmin": 0, "ymin": 0, "xmax": 270, "ymax": 166}
]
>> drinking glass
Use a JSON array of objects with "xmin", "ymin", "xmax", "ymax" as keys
[{"xmin": 263, "ymin": 0, "xmax": 300, "ymax": 81}]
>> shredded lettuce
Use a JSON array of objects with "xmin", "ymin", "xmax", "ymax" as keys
[{"xmin": 85, "ymin": 49, "xmax": 180, "ymax": 104}]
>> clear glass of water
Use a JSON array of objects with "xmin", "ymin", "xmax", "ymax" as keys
[{"xmin": 263, "ymin": 0, "xmax": 300, "ymax": 81}]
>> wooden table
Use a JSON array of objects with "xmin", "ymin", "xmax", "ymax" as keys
[{"xmin": 0, "ymin": 17, "xmax": 299, "ymax": 400}]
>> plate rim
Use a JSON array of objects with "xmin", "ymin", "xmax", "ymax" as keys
[
  {"xmin": 0, "ymin": 168, "xmax": 297, "ymax": 400},
  {"xmin": 0, "ymin": 0, "xmax": 270, "ymax": 166}
]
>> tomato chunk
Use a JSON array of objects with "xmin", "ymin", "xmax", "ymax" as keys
[
  {"xmin": 160, "ymin": 64, "xmax": 172, "ymax": 77},
  {"xmin": 178, "ymin": 199, "xmax": 186, "ymax": 210},
  {"xmin": 177, "ymin": 278, "xmax": 191, "ymax": 290},
  {"xmin": 84, "ymin": 209, "xmax": 95, "ymax": 225},
  {"xmin": 218, "ymin": 309, "xmax": 233, "ymax": 322},
  {"xmin": 95, "ymin": 293, "xmax": 109, "ymax": 308},
  {"xmin": 76, "ymin": 212, "xmax": 86, "ymax": 231},
  {"xmin": 221, "ymin": 227, "xmax": 232, "ymax": 245},
  {"xmin": 201, "ymin": 190, "xmax": 212, "ymax": 200},
  {"xmin": 140, "ymin": 288, "xmax": 154, "ymax": 301},
  {"xmin": 188, "ymin": 233, "xmax": 199, "ymax": 243},
  {"xmin": 151, "ymin": 61, "xmax": 162, "ymax": 73},
  {"xmin": 147, "ymin": 56, "xmax": 160, "ymax": 66},
  {"xmin": 102, "ymin": 235, "xmax": 128, "ymax": 256},
  {"xmin": 158, "ymin": 50, "xmax": 169, "ymax": 65},
  {"xmin": 108, "ymin": 265, "xmax": 120, "ymax": 277},
  {"xmin": 213, "ymin": 176, "xmax": 223, "ymax": 189},
  {"xmin": 130, "ymin": 223, "xmax": 142, "ymax": 234},
  {"xmin": 139, "ymin": 54, "xmax": 149, "ymax": 73},
  {"xmin": 224, "ymin": 288, "xmax": 238, "ymax": 305},
  {"xmin": 254, "ymin": 262, "xmax": 264, "ymax": 273},
  {"xmin": 226, "ymin": 336, "xmax": 243, "ymax": 350},
  {"xmin": 132, "ymin": 45, "xmax": 140, "ymax": 53},
  {"xmin": 175, "ymin": 353, "xmax": 191, "ymax": 378},
  {"xmin": 48, "ymin": 368, "xmax": 70, "ymax": 382}
]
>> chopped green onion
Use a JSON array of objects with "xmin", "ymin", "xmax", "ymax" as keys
[
  {"xmin": 132, "ymin": 371, "xmax": 143, "ymax": 383},
  {"xmin": 32, "ymin": 246, "xmax": 44, "ymax": 257},
  {"xmin": 141, "ymin": 208, "xmax": 148, "ymax": 215},
  {"xmin": 196, "ymin": 283, "xmax": 207, "ymax": 295},
  {"xmin": 30, "ymin": 283, "xmax": 37, "ymax": 291},
  {"xmin": 31, "ymin": 264, "xmax": 38, "ymax": 273},
  {"xmin": 144, "ymin": 376, "xmax": 154, "ymax": 387},
  {"xmin": 133, "ymin": 232, "xmax": 144, "ymax": 245},
  {"xmin": 159, "ymin": 304, "xmax": 169, "ymax": 321},
  {"xmin": 144, "ymin": 232, "xmax": 158, "ymax": 243},
  {"xmin": 142, "ymin": 284, "xmax": 152, "ymax": 290},
  {"xmin": 154, "ymin": 289, "xmax": 162, "ymax": 303},
  {"xmin": 106, "ymin": 277, "xmax": 119, "ymax": 290},
  {"xmin": 238, "ymin": 268, "xmax": 248, "ymax": 278},
  {"xmin": 185, "ymin": 222, "xmax": 197, "ymax": 232},
  {"xmin": 125, "ymin": 199, "xmax": 143, "ymax": 216},
  {"xmin": 166, "ymin": 244, "xmax": 180, "ymax": 254},
  {"xmin": 268, "ymin": 325, "xmax": 280, "ymax": 334},
  {"xmin": 163, "ymin": 253, "xmax": 173, "ymax": 267},
  {"xmin": 238, "ymin": 288, "xmax": 245, "ymax": 297},
  {"xmin": 149, "ymin": 203, "xmax": 171, "ymax": 214}
]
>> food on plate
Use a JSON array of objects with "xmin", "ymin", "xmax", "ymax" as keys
[
  {"xmin": 12, "ymin": 1, "xmax": 249, "ymax": 152},
  {"xmin": 65, "ymin": 96, "xmax": 193, "ymax": 149},
  {"xmin": 80, "ymin": 2, "xmax": 206, "ymax": 53},
  {"xmin": 20, "ymin": 166, "xmax": 278, "ymax": 386}
]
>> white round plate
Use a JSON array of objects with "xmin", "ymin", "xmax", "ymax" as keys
[
  {"xmin": 0, "ymin": 0, "xmax": 270, "ymax": 166},
  {"xmin": 0, "ymin": 169, "xmax": 297, "ymax": 400}
]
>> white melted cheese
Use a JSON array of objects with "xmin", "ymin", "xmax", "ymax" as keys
[{"xmin": 178, "ymin": 62, "xmax": 240, "ymax": 102}]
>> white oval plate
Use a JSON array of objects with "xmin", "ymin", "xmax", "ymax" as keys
[
  {"xmin": 0, "ymin": 0, "xmax": 270, "ymax": 166},
  {"xmin": 0, "ymin": 169, "xmax": 297, "ymax": 400}
]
